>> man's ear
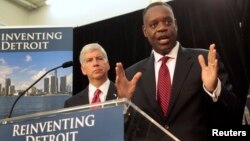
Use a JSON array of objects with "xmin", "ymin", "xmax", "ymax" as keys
[
  {"xmin": 142, "ymin": 25, "xmax": 148, "ymax": 37},
  {"xmin": 107, "ymin": 63, "xmax": 110, "ymax": 71},
  {"xmin": 174, "ymin": 19, "xmax": 178, "ymax": 31},
  {"xmin": 81, "ymin": 66, "xmax": 87, "ymax": 75}
]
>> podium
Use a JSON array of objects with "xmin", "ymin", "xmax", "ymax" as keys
[{"xmin": 0, "ymin": 98, "xmax": 180, "ymax": 141}]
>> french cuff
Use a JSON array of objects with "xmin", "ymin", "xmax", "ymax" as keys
[{"xmin": 203, "ymin": 78, "xmax": 221, "ymax": 102}]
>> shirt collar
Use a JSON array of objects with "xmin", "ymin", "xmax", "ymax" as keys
[
  {"xmin": 153, "ymin": 42, "xmax": 179, "ymax": 62},
  {"xmin": 89, "ymin": 79, "xmax": 110, "ymax": 94}
]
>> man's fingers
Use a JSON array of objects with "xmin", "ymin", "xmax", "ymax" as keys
[
  {"xmin": 198, "ymin": 54, "xmax": 206, "ymax": 69},
  {"xmin": 208, "ymin": 44, "xmax": 217, "ymax": 66},
  {"xmin": 213, "ymin": 59, "xmax": 219, "ymax": 72},
  {"xmin": 131, "ymin": 72, "xmax": 142, "ymax": 85},
  {"xmin": 115, "ymin": 62, "xmax": 125, "ymax": 77}
]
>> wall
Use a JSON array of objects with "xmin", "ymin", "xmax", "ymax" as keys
[
  {"xmin": 0, "ymin": 0, "xmax": 29, "ymax": 26},
  {"xmin": 28, "ymin": 0, "xmax": 154, "ymax": 26},
  {"xmin": 0, "ymin": 0, "xmax": 169, "ymax": 26}
]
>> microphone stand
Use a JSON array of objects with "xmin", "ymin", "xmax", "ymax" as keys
[{"xmin": 6, "ymin": 61, "xmax": 72, "ymax": 118}]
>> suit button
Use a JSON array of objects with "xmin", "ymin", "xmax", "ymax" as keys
[{"xmin": 164, "ymin": 125, "xmax": 169, "ymax": 129}]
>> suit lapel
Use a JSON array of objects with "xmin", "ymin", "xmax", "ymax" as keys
[
  {"xmin": 141, "ymin": 54, "xmax": 164, "ymax": 117},
  {"xmin": 80, "ymin": 82, "xmax": 116, "ymax": 103},
  {"xmin": 78, "ymin": 88, "xmax": 89, "ymax": 104},
  {"xmin": 106, "ymin": 82, "xmax": 117, "ymax": 100},
  {"xmin": 167, "ymin": 46, "xmax": 194, "ymax": 119}
]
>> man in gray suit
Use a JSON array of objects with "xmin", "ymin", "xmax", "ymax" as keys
[
  {"xmin": 64, "ymin": 43, "xmax": 117, "ymax": 107},
  {"xmin": 115, "ymin": 2, "xmax": 240, "ymax": 141}
]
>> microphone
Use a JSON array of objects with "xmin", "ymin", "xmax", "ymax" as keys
[
  {"xmin": 6, "ymin": 61, "xmax": 73, "ymax": 118},
  {"xmin": 62, "ymin": 61, "xmax": 74, "ymax": 68}
]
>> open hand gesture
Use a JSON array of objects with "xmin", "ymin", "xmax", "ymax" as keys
[
  {"xmin": 198, "ymin": 44, "xmax": 218, "ymax": 92},
  {"xmin": 115, "ymin": 62, "xmax": 142, "ymax": 99}
]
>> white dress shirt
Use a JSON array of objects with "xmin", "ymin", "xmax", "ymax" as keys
[
  {"xmin": 153, "ymin": 41, "xmax": 221, "ymax": 102},
  {"xmin": 88, "ymin": 79, "xmax": 110, "ymax": 103}
]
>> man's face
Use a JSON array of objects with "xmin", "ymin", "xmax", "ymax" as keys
[
  {"xmin": 81, "ymin": 50, "xmax": 110, "ymax": 81},
  {"xmin": 143, "ymin": 5, "xmax": 178, "ymax": 55}
]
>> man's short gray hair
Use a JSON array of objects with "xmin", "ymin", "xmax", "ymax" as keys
[{"xmin": 79, "ymin": 43, "xmax": 109, "ymax": 65}]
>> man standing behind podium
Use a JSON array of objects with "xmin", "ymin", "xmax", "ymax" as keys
[
  {"xmin": 115, "ymin": 2, "xmax": 240, "ymax": 141},
  {"xmin": 64, "ymin": 43, "xmax": 117, "ymax": 108}
]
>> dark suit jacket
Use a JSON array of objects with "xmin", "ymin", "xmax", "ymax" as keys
[
  {"xmin": 125, "ymin": 46, "xmax": 240, "ymax": 141},
  {"xmin": 64, "ymin": 81, "xmax": 117, "ymax": 108}
]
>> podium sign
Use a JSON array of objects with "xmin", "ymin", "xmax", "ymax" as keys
[
  {"xmin": 0, "ymin": 106, "xmax": 124, "ymax": 141},
  {"xmin": 0, "ymin": 98, "xmax": 180, "ymax": 141}
]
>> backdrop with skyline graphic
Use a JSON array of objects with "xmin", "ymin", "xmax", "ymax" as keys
[{"xmin": 0, "ymin": 27, "xmax": 73, "ymax": 96}]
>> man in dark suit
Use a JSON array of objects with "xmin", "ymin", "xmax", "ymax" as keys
[
  {"xmin": 64, "ymin": 43, "xmax": 117, "ymax": 108},
  {"xmin": 115, "ymin": 2, "xmax": 240, "ymax": 141}
]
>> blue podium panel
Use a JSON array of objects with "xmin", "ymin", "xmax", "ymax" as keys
[{"xmin": 0, "ymin": 106, "xmax": 124, "ymax": 141}]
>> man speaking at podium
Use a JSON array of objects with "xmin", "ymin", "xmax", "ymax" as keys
[
  {"xmin": 115, "ymin": 2, "xmax": 240, "ymax": 141},
  {"xmin": 64, "ymin": 43, "xmax": 117, "ymax": 107}
]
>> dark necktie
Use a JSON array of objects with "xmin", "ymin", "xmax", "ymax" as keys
[
  {"xmin": 157, "ymin": 56, "xmax": 171, "ymax": 117},
  {"xmin": 92, "ymin": 89, "xmax": 101, "ymax": 104}
]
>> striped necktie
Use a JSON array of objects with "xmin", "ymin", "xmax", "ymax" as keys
[{"xmin": 157, "ymin": 56, "xmax": 171, "ymax": 117}]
